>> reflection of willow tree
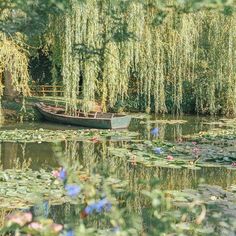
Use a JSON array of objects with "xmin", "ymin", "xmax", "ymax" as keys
[
  {"xmin": 46, "ymin": 0, "xmax": 236, "ymax": 116},
  {"xmin": 173, "ymin": 124, "xmax": 182, "ymax": 141},
  {"xmin": 62, "ymin": 139, "xmax": 236, "ymax": 190},
  {"xmin": 0, "ymin": 142, "xmax": 33, "ymax": 169},
  {"xmin": 64, "ymin": 141, "xmax": 96, "ymax": 171},
  {"xmin": 1, "ymin": 142, "xmax": 18, "ymax": 169},
  {"xmin": 132, "ymin": 165, "xmax": 236, "ymax": 190},
  {"xmin": 51, "ymin": 138, "xmax": 236, "ymax": 227}
]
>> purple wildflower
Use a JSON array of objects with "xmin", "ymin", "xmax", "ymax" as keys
[
  {"xmin": 65, "ymin": 185, "xmax": 81, "ymax": 198},
  {"xmin": 153, "ymin": 147, "xmax": 162, "ymax": 155},
  {"xmin": 95, "ymin": 198, "xmax": 112, "ymax": 213},
  {"xmin": 59, "ymin": 168, "xmax": 67, "ymax": 181},
  {"xmin": 84, "ymin": 198, "xmax": 112, "ymax": 215},
  {"xmin": 66, "ymin": 230, "xmax": 74, "ymax": 236},
  {"xmin": 151, "ymin": 127, "xmax": 159, "ymax": 137},
  {"xmin": 84, "ymin": 203, "xmax": 97, "ymax": 215}
]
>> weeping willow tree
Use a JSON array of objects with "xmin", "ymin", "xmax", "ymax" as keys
[
  {"xmin": 0, "ymin": 9, "xmax": 31, "ymax": 105},
  {"xmin": 0, "ymin": 33, "xmax": 30, "ymax": 98},
  {"xmin": 46, "ymin": 0, "xmax": 236, "ymax": 116}
]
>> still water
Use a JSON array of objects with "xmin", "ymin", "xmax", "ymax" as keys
[
  {"xmin": 1, "ymin": 115, "xmax": 235, "ymax": 226},
  {"xmin": 0, "ymin": 115, "xmax": 235, "ymax": 190}
]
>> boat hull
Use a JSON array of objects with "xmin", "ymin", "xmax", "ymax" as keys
[{"xmin": 35, "ymin": 104, "xmax": 131, "ymax": 129}]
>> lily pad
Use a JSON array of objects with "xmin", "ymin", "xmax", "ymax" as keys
[
  {"xmin": 0, "ymin": 129, "xmax": 138, "ymax": 143},
  {"xmin": 0, "ymin": 169, "xmax": 69, "ymax": 209},
  {"xmin": 140, "ymin": 119, "xmax": 187, "ymax": 125}
]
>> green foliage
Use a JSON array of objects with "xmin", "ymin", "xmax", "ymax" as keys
[
  {"xmin": 1, "ymin": 0, "xmax": 236, "ymax": 116},
  {"xmin": 0, "ymin": 0, "xmax": 69, "ymax": 35},
  {"xmin": 0, "ymin": 117, "xmax": 236, "ymax": 235},
  {"xmin": 44, "ymin": 0, "xmax": 236, "ymax": 116}
]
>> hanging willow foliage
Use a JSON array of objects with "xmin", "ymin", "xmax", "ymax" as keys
[
  {"xmin": 0, "ymin": 32, "xmax": 30, "ymax": 98},
  {"xmin": 0, "ymin": 8, "xmax": 30, "ymax": 102},
  {"xmin": 46, "ymin": 0, "xmax": 236, "ymax": 116}
]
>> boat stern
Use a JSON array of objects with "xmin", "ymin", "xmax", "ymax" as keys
[{"xmin": 111, "ymin": 115, "xmax": 132, "ymax": 129}]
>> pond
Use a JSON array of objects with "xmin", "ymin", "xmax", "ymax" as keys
[
  {"xmin": 0, "ymin": 115, "xmax": 236, "ymax": 234},
  {"xmin": 1, "ymin": 115, "xmax": 235, "ymax": 186}
]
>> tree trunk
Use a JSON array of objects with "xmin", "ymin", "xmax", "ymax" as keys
[{"xmin": 3, "ymin": 70, "xmax": 19, "ymax": 101}]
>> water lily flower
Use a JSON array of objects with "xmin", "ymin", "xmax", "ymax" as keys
[
  {"xmin": 52, "ymin": 167, "xmax": 67, "ymax": 181},
  {"xmin": 231, "ymin": 162, "xmax": 236, "ymax": 167},
  {"xmin": 52, "ymin": 170, "xmax": 60, "ymax": 178},
  {"xmin": 88, "ymin": 137, "xmax": 100, "ymax": 143},
  {"xmin": 7, "ymin": 212, "xmax": 32, "ymax": 226},
  {"xmin": 192, "ymin": 142, "xmax": 197, "ymax": 145},
  {"xmin": 167, "ymin": 155, "xmax": 174, "ymax": 161},
  {"xmin": 65, "ymin": 184, "xmax": 81, "ymax": 198},
  {"xmin": 210, "ymin": 196, "xmax": 217, "ymax": 201},
  {"xmin": 192, "ymin": 147, "xmax": 201, "ymax": 157},
  {"xmin": 153, "ymin": 147, "xmax": 162, "ymax": 155},
  {"xmin": 151, "ymin": 127, "xmax": 159, "ymax": 137}
]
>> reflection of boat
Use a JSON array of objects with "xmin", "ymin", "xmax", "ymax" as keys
[{"xmin": 35, "ymin": 103, "xmax": 131, "ymax": 129}]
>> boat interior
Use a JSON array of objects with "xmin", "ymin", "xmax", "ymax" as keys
[{"xmin": 38, "ymin": 103, "xmax": 124, "ymax": 118}]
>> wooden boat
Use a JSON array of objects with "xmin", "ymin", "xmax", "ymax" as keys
[{"xmin": 34, "ymin": 103, "xmax": 131, "ymax": 129}]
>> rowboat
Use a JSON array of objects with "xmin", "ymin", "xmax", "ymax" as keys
[{"xmin": 34, "ymin": 103, "xmax": 132, "ymax": 129}]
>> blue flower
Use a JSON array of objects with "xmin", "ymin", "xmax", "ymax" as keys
[
  {"xmin": 151, "ymin": 127, "xmax": 159, "ymax": 137},
  {"xmin": 95, "ymin": 198, "xmax": 111, "ymax": 213},
  {"xmin": 65, "ymin": 185, "xmax": 81, "ymax": 198},
  {"xmin": 84, "ymin": 203, "xmax": 97, "ymax": 215},
  {"xmin": 153, "ymin": 147, "xmax": 162, "ymax": 155},
  {"xmin": 66, "ymin": 230, "xmax": 74, "ymax": 236},
  {"xmin": 84, "ymin": 198, "xmax": 112, "ymax": 215},
  {"xmin": 59, "ymin": 168, "xmax": 67, "ymax": 181}
]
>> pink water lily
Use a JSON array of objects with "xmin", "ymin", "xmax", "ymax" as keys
[
  {"xmin": 192, "ymin": 147, "xmax": 201, "ymax": 157},
  {"xmin": 231, "ymin": 162, "xmax": 236, "ymax": 167},
  {"xmin": 52, "ymin": 170, "xmax": 60, "ymax": 178},
  {"xmin": 167, "ymin": 155, "xmax": 174, "ymax": 161},
  {"xmin": 52, "ymin": 167, "xmax": 67, "ymax": 181},
  {"xmin": 88, "ymin": 137, "xmax": 100, "ymax": 143},
  {"xmin": 7, "ymin": 212, "xmax": 32, "ymax": 226}
]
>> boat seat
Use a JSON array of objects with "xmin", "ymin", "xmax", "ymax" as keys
[{"xmin": 56, "ymin": 110, "xmax": 64, "ymax": 114}]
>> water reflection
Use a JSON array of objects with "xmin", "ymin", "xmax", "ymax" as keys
[
  {"xmin": 0, "ymin": 115, "xmax": 235, "ymax": 227},
  {"xmin": 0, "ymin": 142, "xmax": 59, "ymax": 170},
  {"xmin": 2, "ymin": 139, "xmax": 235, "ymax": 190},
  {"xmin": 0, "ymin": 114, "xmax": 235, "ymax": 189}
]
